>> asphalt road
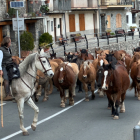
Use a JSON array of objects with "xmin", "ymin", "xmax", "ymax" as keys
[{"xmin": 0, "ymin": 86, "xmax": 140, "ymax": 140}]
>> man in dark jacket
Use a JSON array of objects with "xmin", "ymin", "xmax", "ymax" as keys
[{"xmin": 0, "ymin": 37, "xmax": 14, "ymax": 101}]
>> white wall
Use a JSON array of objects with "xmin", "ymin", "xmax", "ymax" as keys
[{"xmin": 126, "ymin": 11, "xmax": 138, "ymax": 31}]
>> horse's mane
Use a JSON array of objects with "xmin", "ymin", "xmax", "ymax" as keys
[{"xmin": 19, "ymin": 53, "xmax": 37, "ymax": 77}]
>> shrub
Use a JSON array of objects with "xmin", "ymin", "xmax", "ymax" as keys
[
  {"xmin": 40, "ymin": 5, "xmax": 49, "ymax": 13},
  {"xmin": 39, "ymin": 32, "xmax": 53, "ymax": 47},
  {"xmin": 8, "ymin": 8, "xmax": 16, "ymax": 18},
  {"xmin": 110, "ymin": 32, "xmax": 115, "ymax": 35},
  {"xmin": 20, "ymin": 31, "xmax": 34, "ymax": 51},
  {"xmin": 106, "ymin": 29, "xmax": 111, "ymax": 33}
]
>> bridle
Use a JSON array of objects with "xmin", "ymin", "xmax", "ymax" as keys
[
  {"xmin": 38, "ymin": 56, "xmax": 52, "ymax": 75},
  {"xmin": 20, "ymin": 55, "xmax": 53, "ymax": 102}
]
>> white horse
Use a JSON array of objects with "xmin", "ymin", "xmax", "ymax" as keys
[{"xmin": 11, "ymin": 49, "xmax": 54, "ymax": 136}]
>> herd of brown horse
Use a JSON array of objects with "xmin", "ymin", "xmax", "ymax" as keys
[{"xmin": 12, "ymin": 47, "xmax": 140, "ymax": 120}]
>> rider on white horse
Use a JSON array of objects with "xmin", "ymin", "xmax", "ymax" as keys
[{"xmin": 0, "ymin": 37, "xmax": 14, "ymax": 101}]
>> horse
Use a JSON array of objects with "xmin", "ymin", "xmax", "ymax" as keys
[
  {"xmin": 11, "ymin": 49, "xmax": 54, "ymax": 135},
  {"xmin": 121, "ymin": 55, "xmax": 132, "ymax": 74},
  {"xmin": 101, "ymin": 63, "xmax": 130, "ymax": 119},
  {"xmin": 12, "ymin": 56, "xmax": 23, "ymax": 65},
  {"xmin": 79, "ymin": 49, "xmax": 94, "ymax": 60},
  {"xmin": 34, "ymin": 59, "xmax": 61, "ymax": 102},
  {"xmin": 65, "ymin": 52, "xmax": 78, "ymax": 62},
  {"xmin": 130, "ymin": 60, "xmax": 140, "ymax": 99},
  {"xmin": 50, "ymin": 52, "xmax": 65, "ymax": 62},
  {"xmin": 53, "ymin": 62, "xmax": 79, "ymax": 107},
  {"xmin": 133, "ymin": 47, "xmax": 140, "ymax": 54},
  {"xmin": 129, "ymin": 52, "xmax": 140, "ymax": 68},
  {"xmin": 78, "ymin": 60, "xmax": 96, "ymax": 101}
]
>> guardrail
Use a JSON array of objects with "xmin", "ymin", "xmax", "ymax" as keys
[{"xmin": 43, "ymin": 30, "xmax": 140, "ymax": 57}]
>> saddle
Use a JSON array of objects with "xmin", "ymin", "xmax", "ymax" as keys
[{"xmin": 6, "ymin": 62, "xmax": 20, "ymax": 84}]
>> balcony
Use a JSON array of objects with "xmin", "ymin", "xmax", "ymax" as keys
[
  {"xmin": 2, "ymin": 1, "xmax": 49, "ymax": 20},
  {"xmin": 53, "ymin": 0, "xmax": 71, "ymax": 11},
  {"xmin": 100, "ymin": 0, "xmax": 133, "ymax": 8},
  {"xmin": 71, "ymin": 0, "xmax": 98, "ymax": 10}
]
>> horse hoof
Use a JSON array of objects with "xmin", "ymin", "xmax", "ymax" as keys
[
  {"xmin": 138, "ymin": 97, "xmax": 140, "ymax": 100},
  {"xmin": 78, "ymin": 90, "xmax": 83, "ymax": 93},
  {"xmin": 85, "ymin": 98, "xmax": 89, "ymax": 102},
  {"xmin": 31, "ymin": 124, "xmax": 36, "ymax": 131},
  {"xmin": 43, "ymin": 98, "xmax": 48, "ymax": 102},
  {"xmin": 108, "ymin": 107, "xmax": 111, "ymax": 110},
  {"xmin": 113, "ymin": 116, "xmax": 119, "ymax": 120},
  {"xmin": 73, "ymin": 95, "xmax": 76, "ymax": 97},
  {"xmin": 120, "ymin": 110, "xmax": 125, "ymax": 113},
  {"xmin": 99, "ymin": 95, "xmax": 104, "ymax": 98},
  {"xmin": 69, "ymin": 102, "xmax": 74, "ymax": 106},
  {"xmin": 60, "ymin": 104, "xmax": 65, "ymax": 108},
  {"xmin": 23, "ymin": 132, "xmax": 29, "ymax": 136},
  {"xmin": 135, "ymin": 95, "xmax": 138, "ymax": 97}
]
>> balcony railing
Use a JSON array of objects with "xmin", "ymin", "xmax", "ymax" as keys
[
  {"xmin": 101, "ymin": 0, "xmax": 133, "ymax": 5},
  {"xmin": 71, "ymin": 0, "xmax": 98, "ymax": 8},
  {"xmin": 53, "ymin": 0, "xmax": 71, "ymax": 11}
]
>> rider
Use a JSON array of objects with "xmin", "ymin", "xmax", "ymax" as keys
[{"xmin": 0, "ymin": 36, "xmax": 14, "ymax": 101}]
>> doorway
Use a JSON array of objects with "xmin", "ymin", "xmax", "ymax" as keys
[{"xmin": 54, "ymin": 18, "xmax": 57, "ymax": 42}]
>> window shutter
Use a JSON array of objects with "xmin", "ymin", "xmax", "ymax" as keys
[
  {"xmin": 116, "ymin": 14, "xmax": 119, "ymax": 28},
  {"xmin": 107, "ymin": 15, "xmax": 111, "ymax": 28},
  {"xmin": 79, "ymin": 14, "xmax": 85, "ymax": 31},
  {"xmin": 69, "ymin": 14, "xmax": 75, "ymax": 32},
  {"xmin": 118, "ymin": 14, "xmax": 122, "ymax": 28}
]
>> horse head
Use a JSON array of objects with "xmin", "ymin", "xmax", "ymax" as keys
[
  {"xmin": 80, "ymin": 49, "xmax": 88, "ymax": 60},
  {"xmin": 36, "ymin": 49, "xmax": 54, "ymax": 78},
  {"xmin": 65, "ymin": 52, "xmax": 74, "ymax": 62},
  {"xmin": 50, "ymin": 53, "xmax": 56, "ymax": 59},
  {"xmin": 58, "ymin": 63, "xmax": 67, "ymax": 83},
  {"xmin": 82, "ymin": 61, "xmax": 91, "ymax": 79},
  {"xmin": 102, "ymin": 64, "xmax": 113, "ymax": 90}
]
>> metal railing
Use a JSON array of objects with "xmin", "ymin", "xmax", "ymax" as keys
[
  {"xmin": 101, "ymin": 0, "xmax": 133, "ymax": 6},
  {"xmin": 41, "ymin": 30, "xmax": 140, "ymax": 57}
]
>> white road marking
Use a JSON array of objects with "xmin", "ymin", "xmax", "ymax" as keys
[
  {"xmin": 1, "ymin": 90, "xmax": 98, "ymax": 140},
  {"xmin": 0, "ymin": 103, "xmax": 6, "ymax": 106}
]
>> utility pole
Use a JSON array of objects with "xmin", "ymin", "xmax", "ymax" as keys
[{"xmin": 97, "ymin": 0, "xmax": 101, "ymax": 36}]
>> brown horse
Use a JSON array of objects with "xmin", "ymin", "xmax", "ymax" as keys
[
  {"xmin": 121, "ymin": 55, "xmax": 132, "ymax": 73},
  {"xmin": 79, "ymin": 49, "xmax": 94, "ymax": 60},
  {"xmin": 78, "ymin": 60, "xmax": 96, "ymax": 101},
  {"xmin": 95, "ymin": 48, "xmax": 109, "ymax": 59},
  {"xmin": 130, "ymin": 60, "xmax": 140, "ymax": 99},
  {"xmin": 50, "ymin": 53, "xmax": 65, "ymax": 62},
  {"xmin": 53, "ymin": 62, "xmax": 79, "ymax": 107},
  {"xmin": 35, "ymin": 59, "xmax": 63, "ymax": 102},
  {"xmin": 101, "ymin": 64, "xmax": 130, "ymax": 119},
  {"xmin": 12, "ymin": 56, "xmax": 23, "ymax": 65},
  {"xmin": 129, "ymin": 52, "xmax": 140, "ymax": 68}
]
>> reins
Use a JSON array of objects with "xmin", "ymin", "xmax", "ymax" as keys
[{"xmin": 20, "ymin": 56, "xmax": 52, "ymax": 102}]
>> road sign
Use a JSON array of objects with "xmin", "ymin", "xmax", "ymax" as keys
[
  {"xmin": 12, "ymin": 18, "xmax": 24, "ymax": 31},
  {"xmin": 10, "ymin": 1, "xmax": 24, "ymax": 9}
]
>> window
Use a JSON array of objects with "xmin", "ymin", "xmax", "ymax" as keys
[
  {"xmin": 107, "ymin": 15, "xmax": 111, "ymax": 28},
  {"xmin": 126, "ymin": 15, "xmax": 129, "ymax": 23},
  {"xmin": 69, "ymin": 14, "xmax": 75, "ymax": 32},
  {"xmin": 116, "ymin": 13, "xmax": 122, "ymax": 28},
  {"xmin": 132, "ymin": 13, "xmax": 136, "ymax": 23}
]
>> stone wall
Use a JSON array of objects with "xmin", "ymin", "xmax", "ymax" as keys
[{"xmin": 100, "ymin": 9, "xmax": 128, "ymax": 33}]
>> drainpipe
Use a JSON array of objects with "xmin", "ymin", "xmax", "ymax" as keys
[{"xmin": 97, "ymin": 0, "xmax": 102, "ymax": 36}]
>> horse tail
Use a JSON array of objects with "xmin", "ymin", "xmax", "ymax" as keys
[{"xmin": 129, "ymin": 81, "xmax": 135, "ymax": 90}]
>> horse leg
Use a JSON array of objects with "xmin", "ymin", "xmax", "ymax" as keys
[
  {"xmin": 36, "ymin": 85, "xmax": 42, "ymax": 101},
  {"xmin": 60, "ymin": 88, "xmax": 65, "ymax": 108},
  {"xmin": 43, "ymin": 81, "xmax": 49, "ymax": 102},
  {"xmin": 73, "ymin": 75, "xmax": 77, "ymax": 97},
  {"xmin": 91, "ymin": 82, "xmax": 95, "ymax": 100},
  {"xmin": 106, "ymin": 94, "xmax": 111, "ymax": 109},
  {"xmin": 83, "ymin": 83, "xmax": 89, "ymax": 101},
  {"xmin": 98, "ymin": 88, "xmax": 104, "ymax": 98},
  {"xmin": 26, "ymin": 98, "xmax": 39, "ymax": 131},
  {"xmin": 113, "ymin": 93, "xmax": 121, "ymax": 120},
  {"xmin": 69, "ymin": 87, "xmax": 74, "ymax": 106},
  {"xmin": 48, "ymin": 79, "xmax": 53, "ymax": 95},
  {"xmin": 120, "ymin": 93, "xmax": 126, "ymax": 113},
  {"xmin": 77, "ymin": 79, "xmax": 83, "ymax": 93},
  {"xmin": 138, "ymin": 89, "xmax": 140, "ymax": 100},
  {"xmin": 135, "ymin": 85, "xmax": 137, "ymax": 97},
  {"xmin": 17, "ymin": 98, "xmax": 29, "ymax": 136}
]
